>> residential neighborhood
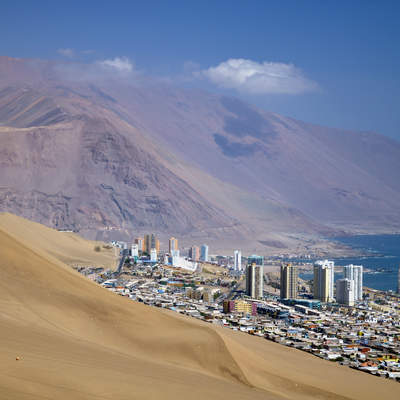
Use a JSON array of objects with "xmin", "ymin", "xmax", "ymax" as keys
[{"xmin": 77, "ymin": 237, "xmax": 400, "ymax": 382}]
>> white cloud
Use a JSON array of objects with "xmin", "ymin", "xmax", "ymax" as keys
[
  {"xmin": 200, "ymin": 58, "xmax": 318, "ymax": 95},
  {"xmin": 57, "ymin": 48, "xmax": 75, "ymax": 58},
  {"xmin": 54, "ymin": 56, "xmax": 139, "ymax": 82},
  {"xmin": 97, "ymin": 57, "xmax": 133, "ymax": 73}
]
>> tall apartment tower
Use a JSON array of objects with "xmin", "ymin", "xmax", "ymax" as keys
[
  {"xmin": 131, "ymin": 244, "xmax": 139, "ymax": 257},
  {"xmin": 343, "ymin": 264, "xmax": 363, "ymax": 301},
  {"xmin": 134, "ymin": 238, "xmax": 144, "ymax": 253},
  {"xmin": 169, "ymin": 237, "xmax": 178, "ymax": 254},
  {"xmin": 144, "ymin": 234, "xmax": 159, "ymax": 254},
  {"xmin": 336, "ymin": 278, "xmax": 355, "ymax": 306},
  {"xmin": 246, "ymin": 263, "xmax": 263, "ymax": 299},
  {"xmin": 234, "ymin": 250, "xmax": 242, "ymax": 271},
  {"xmin": 150, "ymin": 248, "xmax": 158, "ymax": 262},
  {"xmin": 200, "ymin": 244, "xmax": 209, "ymax": 262},
  {"xmin": 313, "ymin": 260, "xmax": 335, "ymax": 302},
  {"xmin": 280, "ymin": 263, "xmax": 298, "ymax": 299},
  {"xmin": 189, "ymin": 245, "xmax": 200, "ymax": 261}
]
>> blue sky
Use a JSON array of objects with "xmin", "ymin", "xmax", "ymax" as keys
[{"xmin": 1, "ymin": 1, "xmax": 399, "ymax": 139}]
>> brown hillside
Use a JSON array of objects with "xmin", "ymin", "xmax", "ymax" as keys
[
  {"xmin": 0, "ymin": 214, "xmax": 399, "ymax": 399},
  {"xmin": 2, "ymin": 56, "xmax": 400, "ymax": 251}
]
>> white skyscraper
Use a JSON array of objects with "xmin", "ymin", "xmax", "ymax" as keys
[
  {"xmin": 234, "ymin": 250, "xmax": 242, "ymax": 271},
  {"xmin": 354, "ymin": 265, "xmax": 363, "ymax": 301},
  {"xmin": 131, "ymin": 244, "xmax": 139, "ymax": 257},
  {"xmin": 313, "ymin": 260, "xmax": 335, "ymax": 302},
  {"xmin": 200, "ymin": 244, "xmax": 209, "ymax": 262},
  {"xmin": 343, "ymin": 264, "xmax": 363, "ymax": 301},
  {"xmin": 336, "ymin": 278, "xmax": 355, "ymax": 306},
  {"xmin": 150, "ymin": 248, "xmax": 157, "ymax": 262},
  {"xmin": 171, "ymin": 249, "xmax": 180, "ymax": 257}
]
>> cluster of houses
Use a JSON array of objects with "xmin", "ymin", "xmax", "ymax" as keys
[{"xmin": 78, "ymin": 261, "xmax": 400, "ymax": 381}]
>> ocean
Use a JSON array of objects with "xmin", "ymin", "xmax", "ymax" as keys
[{"xmin": 299, "ymin": 234, "xmax": 400, "ymax": 292}]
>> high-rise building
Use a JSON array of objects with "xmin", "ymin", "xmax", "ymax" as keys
[
  {"xmin": 234, "ymin": 250, "xmax": 242, "ymax": 271},
  {"xmin": 150, "ymin": 248, "xmax": 157, "ymax": 262},
  {"xmin": 144, "ymin": 234, "xmax": 159, "ymax": 254},
  {"xmin": 169, "ymin": 237, "xmax": 178, "ymax": 254},
  {"xmin": 246, "ymin": 263, "xmax": 263, "ymax": 299},
  {"xmin": 171, "ymin": 249, "xmax": 180, "ymax": 258},
  {"xmin": 189, "ymin": 245, "xmax": 200, "ymax": 261},
  {"xmin": 200, "ymin": 244, "xmax": 209, "ymax": 262},
  {"xmin": 280, "ymin": 263, "xmax": 298, "ymax": 299},
  {"xmin": 134, "ymin": 237, "xmax": 144, "ymax": 253},
  {"xmin": 354, "ymin": 265, "xmax": 363, "ymax": 300},
  {"xmin": 336, "ymin": 278, "xmax": 355, "ymax": 306},
  {"xmin": 343, "ymin": 264, "xmax": 363, "ymax": 301},
  {"xmin": 313, "ymin": 260, "xmax": 334, "ymax": 302},
  {"xmin": 131, "ymin": 244, "xmax": 139, "ymax": 258}
]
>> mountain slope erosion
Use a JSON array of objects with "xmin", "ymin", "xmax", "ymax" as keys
[
  {"xmin": 109, "ymin": 87, "xmax": 400, "ymax": 232},
  {"xmin": 0, "ymin": 82, "xmax": 235, "ymax": 241},
  {"xmin": 1, "ymin": 56, "xmax": 400, "ymax": 248},
  {"xmin": 0, "ymin": 213, "xmax": 399, "ymax": 400}
]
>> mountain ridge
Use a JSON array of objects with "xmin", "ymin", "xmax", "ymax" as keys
[{"xmin": 1, "ymin": 56, "xmax": 399, "ymax": 251}]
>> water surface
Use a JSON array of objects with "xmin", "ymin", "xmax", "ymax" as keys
[{"xmin": 299, "ymin": 234, "xmax": 400, "ymax": 292}]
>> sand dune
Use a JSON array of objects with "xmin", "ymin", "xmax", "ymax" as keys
[
  {"xmin": 0, "ymin": 214, "xmax": 399, "ymax": 399},
  {"xmin": 0, "ymin": 212, "xmax": 117, "ymax": 269}
]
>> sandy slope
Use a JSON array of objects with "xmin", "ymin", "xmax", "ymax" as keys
[
  {"xmin": 0, "ymin": 214, "xmax": 399, "ymax": 399},
  {"xmin": 0, "ymin": 212, "xmax": 117, "ymax": 269}
]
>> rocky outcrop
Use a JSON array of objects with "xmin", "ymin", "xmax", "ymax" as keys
[{"xmin": 0, "ymin": 96, "xmax": 235, "ymax": 239}]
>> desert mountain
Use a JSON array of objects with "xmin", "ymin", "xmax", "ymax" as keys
[
  {"xmin": 1, "ymin": 56, "xmax": 399, "ymax": 250},
  {"xmin": 0, "ymin": 213, "xmax": 399, "ymax": 399}
]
